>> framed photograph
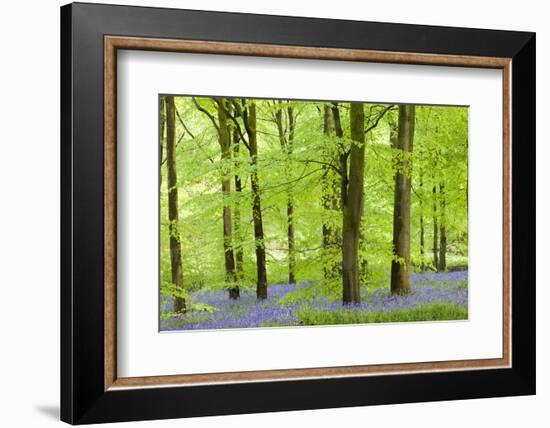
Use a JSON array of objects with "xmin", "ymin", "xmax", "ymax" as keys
[{"xmin": 60, "ymin": 2, "xmax": 535, "ymax": 424}]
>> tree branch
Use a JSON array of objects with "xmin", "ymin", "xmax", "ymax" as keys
[
  {"xmin": 261, "ymin": 166, "xmax": 323, "ymax": 193},
  {"xmin": 160, "ymin": 132, "xmax": 185, "ymax": 166},
  {"xmin": 365, "ymin": 104, "xmax": 395, "ymax": 134},
  {"xmin": 296, "ymin": 159, "xmax": 341, "ymax": 175},
  {"xmin": 175, "ymin": 106, "xmax": 196, "ymax": 139},
  {"xmin": 224, "ymin": 106, "xmax": 251, "ymax": 151},
  {"xmin": 240, "ymin": 99, "xmax": 254, "ymax": 139},
  {"xmin": 192, "ymin": 98, "xmax": 219, "ymax": 134}
]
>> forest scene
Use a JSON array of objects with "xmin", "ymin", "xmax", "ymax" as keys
[{"xmin": 159, "ymin": 95, "xmax": 469, "ymax": 331}]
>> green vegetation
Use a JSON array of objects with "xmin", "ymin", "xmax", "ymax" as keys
[
  {"xmin": 159, "ymin": 96, "xmax": 468, "ymax": 330},
  {"xmin": 297, "ymin": 303, "xmax": 468, "ymax": 326}
]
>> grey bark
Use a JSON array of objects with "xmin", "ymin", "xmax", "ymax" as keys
[
  {"xmin": 342, "ymin": 103, "xmax": 365, "ymax": 304},
  {"xmin": 274, "ymin": 102, "xmax": 297, "ymax": 284},
  {"xmin": 217, "ymin": 99, "xmax": 239, "ymax": 299},
  {"xmin": 390, "ymin": 104, "xmax": 416, "ymax": 295},
  {"xmin": 159, "ymin": 97, "xmax": 166, "ymax": 188},
  {"xmin": 419, "ymin": 171, "xmax": 426, "ymax": 270},
  {"xmin": 232, "ymin": 127, "xmax": 244, "ymax": 281},
  {"xmin": 321, "ymin": 104, "xmax": 341, "ymax": 280},
  {"xmin": 433, "ymin": 185, "xmax": 439, "ymax": 270},
  {"xmin": 438, "ymin": 183, "xmax": 447, "ymax": 272},
  {"xmin": 166, "ymin": 96, "xmax": 186, "ymax": 312},
  {"xmin": 243, "ymin": 101, "xmax": 268, "ymax": 299}
]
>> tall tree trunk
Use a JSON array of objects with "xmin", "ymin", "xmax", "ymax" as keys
[
  {"xmin": 159, "ymin": 97, "xmax": 166, "ymax": 188},
  {"xmin": 322, "ymin": 104, "xmax": 335, "ymax": 247},
  {"xmin": 432, "ymin": 185, "xmax": 439, "ymax": 270},
  {"xmin": 166, "ymin": 96, "xmax": 186, "ymax": 312},
  {"xmin": 390, "ymin": 104, "xmax": 415, "ymax": 295},
  {"xmin": 286, "ymin": 105, "xmax": 297, "ymax": 284},
  {"xmin": 342, "ymin": 103, "xmax": 365, "ymax": 304},
  {"xmin": 244, "ymin": 101, "xmax": 268, "ymax": 299},
  {"xmin": 286, "ymin": 200, "xmax": 296, "ymax": 284},
  {"xmin": 438, "ymin": 183, "xmax": 447, "ymax": 272},
  {"xmin": 332, "ymin": 104, "xmax": 346, "ymax": 280},
  {"xmin": 419, "ymin": 171, "xmax": 426, "ymax": 270},
  {"xmin": 275, "ymin": 103, "xmax": 297, "ymax": 284},
  {"xmin": 321, "ymin": 104, "xmax": 340, "ymax": 280},
  {"xmin": 420, "ymin": 215, "xmax": 425, "ymax": 269},
  {"xmin": 217, "ymin": 99, "xmax": 239, "ymax": 299},
  {"xmin": 232, "ymin": 127, "xmax": 244, "ymax": 281}
]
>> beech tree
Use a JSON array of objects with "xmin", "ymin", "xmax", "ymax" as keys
[
  {"xmin": 331, "ymin": 103, "xmax": 393, "ymax": 303},
  {"xmin": 432, "ymin": 184, "xmax": 439, "ymax": 270},
  {"xmin": 390, "ymin": 104, "xmax": 415, "ymax": 295},
  {"xmin": 232, "ymin": 123, "xmax": 245, "ymax": 282},
  {"xmin": 159, "ymin": 97, "xmax": 467, "ymax": 313},
  {"xmin": 240, "ymin": 100, "xmax": 268, "ymax": 299},
  {"xmin": 218, "ymin": 100, "xmax": 239, "ymax": 297},
  {"xmin": 321, "ymin": 104, "xmax": 340, "ymax": 280},
  {"xmin": 274, "ymin": 101, "xmax": 297, "ymax": 284},
  {"xmin": 159, "ymin": 97, "xmax": 166, "ymax": 188},
  {"xmin": 418, "ymin": 171, "xmax": 426, "ymax": 270},
  {"xmin": 165, "ymin": 95, "xmax": 186, "ymax": 312},
  {"xmin": 193, "ymin": 98, "xmax": 239, "ymax": 298},
  {"xmin": 341, "ymin": 103, "xmax": 365, "ymax": 303},
  {"xmin": 438, "ymin": 183, "xmax": 447, "ymax": 271}
]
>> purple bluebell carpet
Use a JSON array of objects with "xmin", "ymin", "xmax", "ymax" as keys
[{"xmin": 160, "ymin": 270, "xmax": 468, "ymax": 331}]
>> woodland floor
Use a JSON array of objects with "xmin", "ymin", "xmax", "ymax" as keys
[{"xmin": 160, "ymin": 270, "xmax": 468, "ymax": 331}]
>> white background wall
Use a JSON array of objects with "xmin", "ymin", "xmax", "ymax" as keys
[{"xmin": 0, "ymin": 0, "xmax": 546, "ymax": 426}]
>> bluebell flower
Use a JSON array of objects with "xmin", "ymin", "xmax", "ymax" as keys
[{"xmin": 160, "ymin": 271, "xmax": 468, "ymax": 331}]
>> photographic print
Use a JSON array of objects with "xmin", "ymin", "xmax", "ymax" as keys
[
  {"xmin": 159, "ymin": 96, "xmax": 468, "ymax": 331},
  {"xmin": 62, "ymin": 6, "xmax": 534, "ymax": 421}
]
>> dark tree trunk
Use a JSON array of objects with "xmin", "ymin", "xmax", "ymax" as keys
[
  {"xmin": 432, "ymin": 185, "xmax": 439, "ymax": 270},
  {"xmin": 332, "ymin": 104, "xmax": 347, "ymax": 281},
  {"xmin": 159, "ymin": 97, "xmax": 166, "ymax": 188},
  {"xmin": 438, "ymin": 184, "xmax": 447, "ymax": 272},
  {"xmin": 275, "ymin": 103, "xmax": 297, "ymax": 284},
  {"xmin": 232, "ymin": 127, "xmax": 244, "ymax": 281},
  {"xmin": 342, "ymin": 103, "xmax": 365, "ymax": 304},
  {"xmin": 286, "ymin": 200, "xmax": 296, "ymax": 284},
  {"xmin": 390, "ymin": 104, "xmax": 415, "ymax": 296},
  {"xmin": 244, "ymin": 101, "xmax": 268, "ymax": 299},
  {"xmin": 419, "ymin": 171, "xmax": 426, "ymax": 271},
  {"xmin": 332, "ymin": 104, "xmax": 347, "ymax": 214},
  {"xmin": 217, "ymin": 99, "xmax": 239, "ymax": 299},
  {"xmin": 322, "ymin": 104, "xmax": 335, "ymax": 246},
  {"xmin": 286, "ymin": 106, "xmax": 297, "ymax": 284},
  {"xmin": 165, "ymin": 96, "xmax": 186, "ymax": 312},
  {"xmin": 321, "ymin": 104, "xmax": 340, "ymax": 280},
  {"xmin": 420, "ymin": 214, "xmax": 425, "ymax": 269}
]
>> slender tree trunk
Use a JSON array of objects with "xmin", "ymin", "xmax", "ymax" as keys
[
  {"xmin": 286, "ymin": 200, "xmax": 296, "ymax": 284},
  {"xmin": 232, "ymin": 127, "xmax": 244, "ymax": 281},
  {"xmin": 244, "ymin": 102, "xmax": 268, "ymax": 299},
  {"xmin": 358, "ymin": 218, "xmax": 369, "ymax": 285},
  {"xmin": 217, "ymin": 99, "xmax": 239, "ymax": 299},
  {"xmin": 390, "ymin": 104, "xmax": 415, "ymax": 296},
  {"xmin": 331, "ymin": 104, "xmax": 347, "ymax": 217},
  {"xmin": 432, "ymin": 185, "xmax": 439, "ymax": 270},
  {"xmin": 420, "ymin": 215, "xmax": 425, "ymax": 269},
  {"xmin": 159, "ymin": 97, "xmax": 166, "ymax": 188},
  {"xmin": 419, "ymin": 171, "xmax": 426, "ymax": 270},
  {"xmin": 166, "ymin": 96, "xmax": 186, "ymax": 312},
  {"xmin": 342, "ymin": 102, "xmax": 365, "ymax": 304},
  {"xmin": 275, "ymin": 103, "xmax": 297, "ymax": 284},
  {"xmin": 321, "ymin": 104, "xmax": 340, "ymax": 280},
  {"xmin": 322, "ymin": 104, "xmax": 335, "ymax": 246},
  {"xmin": 438, "ymin": 184, "xmax": 447, "ymax": 272},
  {"xmin": 286, "ymin": 106, "xmax": 297, "ymax": 284},
  {"xmin": 332, "ymin": 103, "xmax": 346, "ymax": 280}
]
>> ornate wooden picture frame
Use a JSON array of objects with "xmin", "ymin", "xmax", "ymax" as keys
[{"xmin": 61, "ymin": 2, "xmax": 535, "ymax": 424}]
